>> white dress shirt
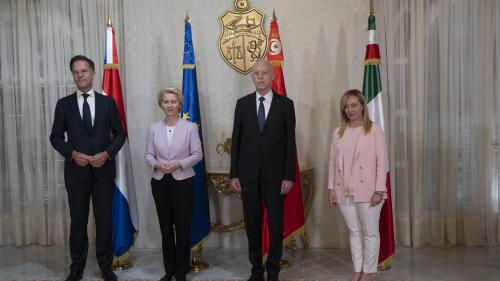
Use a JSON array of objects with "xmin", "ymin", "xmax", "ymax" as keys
[
  {"xmin": 76, "ymin": 89, "xmax": 95, "ymax": 126},
  {"xmin": 255, "ymin": 90, "xmax": 273, "ymax": 119}
]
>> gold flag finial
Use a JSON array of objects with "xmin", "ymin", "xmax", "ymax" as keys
[
  {"xmin": 185, "ymin": 10, "xmax": 190, "ymax": 23},
  {"xmin": 107, "ymin": 16, "xmax": 112, "ymax": 27},
  {"xmin": 273, "ymin": 9, "xmax": 277, "ymax": 21}
]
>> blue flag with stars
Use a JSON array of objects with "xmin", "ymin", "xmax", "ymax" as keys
[{"xmin": 181, "ymin": 19, "xmax": 211, "ymax": 249}]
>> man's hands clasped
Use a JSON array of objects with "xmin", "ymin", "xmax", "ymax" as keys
[{"xmin": 72, "ymin": 150, "xmax": 109, "ymax": 168}]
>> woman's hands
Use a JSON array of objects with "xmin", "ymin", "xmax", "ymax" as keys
[
  {"xmin": 371, "ymin": 191, "xmax": 384, "ymax": 207},
  {"xmin": 155, "ymin": 161, "xmax": 182, "ymax": 174},
  {"xmin": 329, "ymin": 189, "xmax": 337, "ymax": 206}
]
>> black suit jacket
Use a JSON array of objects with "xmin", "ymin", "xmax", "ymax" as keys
[
  {"xmin": 230, "ymin": 91, "xmax": 296, "ymax": 183},
  {"xmin": 50, "ymin": 92, "xmax": 125, "ymax": 183}
]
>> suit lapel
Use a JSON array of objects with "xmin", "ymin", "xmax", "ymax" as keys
[
  {"xmin": 250, "ymin": 92, "xmax": 261, "ymax": 133},
  {"xmin": 167, "ymin": 118, "xmax": 181, "ymax": 149},
  {"xmin": 70, "ymin": 92, "xmax": 89, "ymax": 133},
  {"xmin": 335, "ymin": 132, "xmax": 345, "ymax": 172},
  {"xmin": 92, "ymin": 92, "xmax": 104, "ymax": 134},
  {"xmin": 158, "ymin": 120, "xmax": 169, "ymax": 152},
  {"xmin": 261, "ymin": 92, "xmax": 280, "ymax": 134}
]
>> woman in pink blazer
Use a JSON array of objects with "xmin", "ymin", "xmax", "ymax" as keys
[
  {"xmin": 145, "ymin": 87, "xmax": 203, "ymax": 281},
  {"xmin": 328, "ymin": 89, "xmax": 387, "ymax": 281}
]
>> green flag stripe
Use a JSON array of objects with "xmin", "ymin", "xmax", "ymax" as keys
[
  {"xmin": 368, "ymin": 14, "xmax": 376, "ymax": 30},
  {"xmin": 362, "ymin": 64, "xmax": 382, "ymax": 103}
]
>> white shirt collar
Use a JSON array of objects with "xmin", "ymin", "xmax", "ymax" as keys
[
  {"xmin": 77, "ymin": 88, "xmax": 94, "ymax": 97},
  {"xmin": 256, "ymin": 89, "xmax": 273, "ymax": 102}
]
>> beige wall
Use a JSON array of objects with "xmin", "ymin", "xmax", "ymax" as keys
[{"xmin": 123, "ymin": 0, "xmax": 371, "ymax": 249}]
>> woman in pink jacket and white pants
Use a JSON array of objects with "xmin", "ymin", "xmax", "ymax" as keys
[{"xmin": 328, "ymin": 89, "xmax": 387, "ymax": 281}]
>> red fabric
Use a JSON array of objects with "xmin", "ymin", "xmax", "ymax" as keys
[
  {"xmin": 112, "ymin": 28, "xmax": 119, "ymax": 63},
  {"xmin": 364, "ymin": 44, "xmax": 381, "ymax": 60},
  {"xmin": 378, "ymin": 173, "xmax": 395, "ymax": 265},
  {"xmin": 102, "ymin": 27, "xmax": 128, "ymax": 137},
  {"xmin": 262, "ymin": 18, "xmax": 305, "ymax": 256},
  {"xmin": 267, "ymin": 20, "xmax": 284, "ymax": 62}
]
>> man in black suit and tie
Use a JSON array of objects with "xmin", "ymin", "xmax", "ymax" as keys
[
  {"xmin": 230, "ymin": 60, "xmax": 296, "ymax": 281},
  {"xmin": 50, "ymin": 55, "xmax": 125, "ymax": 281}
]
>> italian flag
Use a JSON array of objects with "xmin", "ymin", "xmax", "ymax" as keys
[{"xmin": 362, "ymin": 12, "xmax": 395, "ymax": 271}]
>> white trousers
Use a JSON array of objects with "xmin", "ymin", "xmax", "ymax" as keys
[{"xmin": 338, "ymin": 196, "xmax": 384, "ymax": 273}]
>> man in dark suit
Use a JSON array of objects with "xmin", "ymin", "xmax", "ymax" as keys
[
  {"xmin": 50, "ymin": 55, "xmax": 125, "ymax": 281},
  {"xmin": 230, "ymin": 60, "xmax": 296, "ymax": 281}
]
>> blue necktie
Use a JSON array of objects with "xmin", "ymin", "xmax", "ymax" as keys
[
  {"xmin": 258, "ymin": 96, "xmax": 265, "ymax": 131},
  {"xmin": 82, "ymin": 93, "xmax": 92, "ymax": 130}
]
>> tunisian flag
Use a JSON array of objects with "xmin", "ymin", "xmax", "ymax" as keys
[
  {"xmin": 361, "ymin": 12, "xmax": 395, "ymax": 270},
  {"xmin": 262, "ymin": 14, "xmax": 305, "ymax": 256}
]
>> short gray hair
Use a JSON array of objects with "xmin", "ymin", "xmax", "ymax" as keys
[
  {"xmin": 252, "ymin": 59, "xmax": 275, "ymax": 78},
  {"xmin": 157, "ymin": 87, "xmax": 183, "ymax": 107}
]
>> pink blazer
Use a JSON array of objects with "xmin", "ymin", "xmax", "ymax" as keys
[
  {"xmin": 145, "ymin": 118, "xmax": 203, "ymax": 180},
  {"xmin": 328, "ymin": 123, "xmax": 387, "ymax": 204}
]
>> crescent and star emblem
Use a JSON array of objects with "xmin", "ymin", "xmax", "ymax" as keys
[{"xmin": 269, "ymin": 39, "xmax": 281, "ymax": 55}]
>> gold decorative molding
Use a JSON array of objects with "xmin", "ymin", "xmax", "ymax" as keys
[
  {"xmin": 211, "ymin": 220, "xmax": 245, "ymax": 233},
  {"xmin": 300, "ymin": 168, "xmax": 315, "ymax": 220},
  {"xmin": 190, "ymin": 246, "xmax": 209, "ymax": 272},
  {"xmin": 207, "ymin": 169, "xmax": 239, "ymax": 197},
  {"xmin": 216, "ymin": 129, "xmax": 232, "ymax": 158}
]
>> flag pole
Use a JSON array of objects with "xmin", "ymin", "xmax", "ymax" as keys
[
  {"xmin": 182, "ymin": 10, "xmax": 211, "ymax": 273},
  {"xmin": 272, "ymin": 8, "xmax": 291, "ymax": 271},
  {"xmin": 362, "ymin": 3, "xmax": 396, "ymax": 271},
  {"xmin": 106, "ymin": 16, "xmax": 132, "ymax": 271},
  {"xmin": 104, "ymin": 16, "xmax": 139, "ymax": 271}
]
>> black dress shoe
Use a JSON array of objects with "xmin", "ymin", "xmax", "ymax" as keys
[
  {"xmin": 248, "ymin": 275, "xmax": 265, "ymax": 281},
  {"xmin": 266, "ymin": 274, "xmax": 279, "ymax": 281},
  {"xmin": 159, "ymin": 274, "xmax": 173, "ymax": 281},
  {"xmin": 65, "ymin": 270, "xmax": 83, "ymax": 281},
  {"xmin": 101, "ymin": 269, "xmax": 117, "ymax": 281}
]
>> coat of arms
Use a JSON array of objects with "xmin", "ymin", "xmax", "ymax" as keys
[{"xmin": 219, "ymin": 0, "xmax": 267, "ymax": 74}]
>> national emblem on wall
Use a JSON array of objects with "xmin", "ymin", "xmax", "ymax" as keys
[{"xmin": 219, "ymin": 0, "xmax": 267, "ymax": 74}]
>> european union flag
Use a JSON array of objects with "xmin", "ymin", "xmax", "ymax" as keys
[{"xmin": 181, "ymin": 19, "xmax": 211, "ymax": 249}]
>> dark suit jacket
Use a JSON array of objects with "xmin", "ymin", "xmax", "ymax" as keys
[
  {"xmin": 50, "ymin": 92, "xmax": 125, "ymax": 183},
  {"xmin": 230, "ymin": 91, "xmax": 296, "ymax": 183}
]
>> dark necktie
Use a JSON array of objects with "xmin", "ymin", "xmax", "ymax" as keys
[
  {"xmin": 82, "ymin": 93, "xmax": 92, "ymax": 130},
  {"xmin": 258, "ymin": 96, "xmax": 265, "ymax": 131}
]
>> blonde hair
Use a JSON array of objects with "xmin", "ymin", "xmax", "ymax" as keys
[
  {"xmin": 157, "ymin": 87, "xmax": 183, "ymax": 107},
  {"xmin": 338, "ymin": 89, "xmax": 372, "ymax": 137}
]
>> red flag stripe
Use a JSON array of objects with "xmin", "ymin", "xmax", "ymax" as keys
[
  {"xmin": 102, "ymin": 25, "xmax": 128, "ymax": 137},
  {"xmin": 364, "ymin": 44, "xmax": 381, "ymax": 60}
]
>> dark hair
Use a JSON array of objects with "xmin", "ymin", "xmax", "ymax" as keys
[{"xmin": 70, "ymin": 55, "xmax": 95, "ymax": 71}]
